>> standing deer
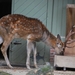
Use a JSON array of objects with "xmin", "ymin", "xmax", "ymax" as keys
[{"xmin": 0, "ymin": 14, "xmax": 64, "ymax": 69}]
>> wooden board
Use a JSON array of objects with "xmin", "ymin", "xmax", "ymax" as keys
[
  {"xmin": 54, "ymin": 71, "xmax": 75, "ymax": 75},
  {"xmin": 54, "ymin": 55, "xmax": 75, "ymax": 68}
]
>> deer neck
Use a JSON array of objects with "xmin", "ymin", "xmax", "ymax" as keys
[{"xmin": 42, "ymin": 31, "xmax": 57, "ymax": 48}]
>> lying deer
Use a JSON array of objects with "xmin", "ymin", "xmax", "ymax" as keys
[{"xmin": 0, "ymin": 14, "xmax": 64, "ymax": 69}]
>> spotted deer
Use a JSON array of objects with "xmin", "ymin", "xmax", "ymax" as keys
[{"xmin": 0, "ymin": 14, "xmax": 64, "ymax": 69}]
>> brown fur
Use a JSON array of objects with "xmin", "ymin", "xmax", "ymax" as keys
[{"xmin": 0, "ymin": 14, "xmax": 58, "ymax": 46}]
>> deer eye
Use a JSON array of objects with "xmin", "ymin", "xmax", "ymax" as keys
[
  {"xmin": 57, "ymin": 43, "xmax": 59, "ymax": 44},
  {"xmin": 60, "ymin": 43, "xmax": 61, "ymax": 45}
]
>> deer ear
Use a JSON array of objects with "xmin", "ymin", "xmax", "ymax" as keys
[
  {"xmin": 57, "ymin": 34, "xmax": 61, "ymax": 41},
  {"xmin": 56, "ymin": 34, "xmax": 62, "ymax": 47},
  {"xmin": 56, "ymin": 34, "xmax": 61, "ymax": 44}
]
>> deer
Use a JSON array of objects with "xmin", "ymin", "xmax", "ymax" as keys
[{"xmin": 0, "ymin": 14, "xmax": 64, "ymax": 69}]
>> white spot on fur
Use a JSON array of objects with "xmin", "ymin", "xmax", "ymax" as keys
[
  {"xmin": 0, "ymin": 36, "xmax": 3, "ymax": 44},
  {"xmin": 57, "ymin": 44, "xmax": 61, "ymax": 48},
  {"xmin": 27, "ymin": 35, "xmax": 32, "ymax": 39}
]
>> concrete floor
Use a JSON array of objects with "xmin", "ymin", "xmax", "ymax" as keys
[
  {"xmin": 0, "ymin": 59, "xmax": 30, "ymax": 75},
  {"xmin": 0, "ymin": 60, "xmax": 75, "ymax": 75},
  {"xmin": 0, "ymin": 68, "xmax": 75, "ymax": 75},
  {"xmin": 0, "ymin": 67, "xmax": 29, "ymax": 75}
]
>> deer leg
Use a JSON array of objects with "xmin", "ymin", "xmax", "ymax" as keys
[
  {"xmin": 1, "ymin": 41, "xmax": 13, "ymax": 68},
  {"xmin": 32, "ymin": 42, "xmax": 38, "ymax": 68},
  {"xmin": 26, "ymin": 40, "xmax": 33, "ymax": 69},
  {"xmin": 1, "ymin": 36, "xmax": 13, "ymax": 68}
]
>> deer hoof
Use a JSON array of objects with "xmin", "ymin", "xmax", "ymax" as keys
[
  {"xmin": 34, "ymin": 64, "xmax": 38, "ymax": 68},
  {"xmin": 27, "ymin": 65, "xmax": 31, "ymax": 70},
  {"xmin": 9, "ymin": 65, "xmax": 13, "ymax": 69}
]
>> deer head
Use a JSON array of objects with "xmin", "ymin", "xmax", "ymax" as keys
[
  {"xmin": 55, "ymin": 34, "xmax": 64, "ymax": 55},
  {"xmin": 42, "ymin": 31, "xmax": 64, "ymax": 55}
]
